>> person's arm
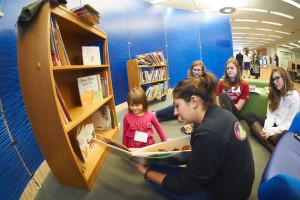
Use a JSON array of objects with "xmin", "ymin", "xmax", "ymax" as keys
[
  {"xmin": 122, "ymin": 114, "xmax": 130, "ymax": 147},
  {"xmin": 216, "ymin": 81, "xmax": 223, "ymax": 106},
  {"xmin": 132, "ymin": 162, "xmax": 166, "ymax": 185},
  {"xmin": 151, "ymin": 112, "xmax": 167, "ymax": 142},
  {"xmin": 235, "ymin": 81, "xmax": 249, "ymax": 111}
]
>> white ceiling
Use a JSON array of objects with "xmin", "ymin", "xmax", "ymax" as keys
[{"xmin": 143, "ymin": 0, "xmax": 300, "ymax": 52}]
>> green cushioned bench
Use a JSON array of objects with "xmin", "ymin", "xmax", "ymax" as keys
[{"xmin": 241, "ymin": 79, "xmax": 269, "ymax": 118}]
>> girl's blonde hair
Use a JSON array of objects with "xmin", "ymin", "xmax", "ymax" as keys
[{"xmin": 126, "ymin": 87, "xmax": 148, "ymax": 113}]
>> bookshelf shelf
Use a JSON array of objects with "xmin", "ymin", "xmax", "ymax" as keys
[
  {"xmin": 18, "ymin": 2, "xmax": 118, "ymax": 190},
  {"xmin": 127, "ymin": 59, "xmax": 169, "ymax": 101}
]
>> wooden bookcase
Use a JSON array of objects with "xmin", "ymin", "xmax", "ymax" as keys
[
  {"xmin": 17, "ymin": 2, "xmax": 119, "ymax": 190},
  {"xmin": 127, "ymin": 59, "xmax": 169, "ymax": 101}
]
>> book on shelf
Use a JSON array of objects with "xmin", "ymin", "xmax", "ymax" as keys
[
  {"xmin": 57, "ymin": 98, "xmax": 69, "ymax": 124},
  {"xmin": 51, "ymin": 16, "xmax": 70, "ymax": 66},
  {"xmin": 91, "ymin": 105, "xmax": 111, "ymax": 130},
  {"xmin": 55, "ymin": 82, "xmax": 72, "ymax": 122},
  {"xmin": 100, "ymin": 71, "xmax": 110, "ymax": 97},
  {"xmin": 82, "ymin": 46, "xmax": 101, "ymax": 65},
  {"xmin": 71, "ymin": 4, "xmax": 100, "ymax": 25},
  {"xmin": 76, "ymin": 123, "xmax": 97, "ymax": 162},
  {"xmin": 94, "ymin": 134, "xmax": 192, "ymax": 166},
  {"xmin": 77, "ymin": 74, "xmax": 103, "ymax": 106},
  {"xmin": 50, "ymin": 17, "xmax": 61, "ymax": 66},
  {"xmin": 136, "ymin": 51, "xmax": 165, "ymax": 66}
]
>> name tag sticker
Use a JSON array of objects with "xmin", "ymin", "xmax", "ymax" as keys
[{"xmin": 134, "ymin": 131, "xmax": 148, "ymax": 143}]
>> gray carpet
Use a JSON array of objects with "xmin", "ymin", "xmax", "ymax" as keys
[{"xmin": 33, "ymin": 94, "xmax": 270, "ymax": 200}]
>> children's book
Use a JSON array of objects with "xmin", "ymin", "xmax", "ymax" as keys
[
  {"xmin": 94, "ymin": 134, "xmax": 192, "ymax": 166},
  {"xmin": 77, "ymin": 74, "xmax": 103, "ymax": 106},
  {"xmin": 82, "ymin": 46, "xmax": 101, "ymax": 65},
  {"xmin": 91, "ymin": 105, "xmax": 111, "ymax": 130},
  {"xmin": 76, "ymin": 123, "xmax": 97, "ymax": 162}
]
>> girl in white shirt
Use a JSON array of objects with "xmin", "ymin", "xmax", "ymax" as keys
[
  {"xmin": 245, "ymin": 67, "xmax": 300, "ymax": 152},
  {"xmin": 243, "ymin": 49, "xmax": 252, "ymax": 78}
]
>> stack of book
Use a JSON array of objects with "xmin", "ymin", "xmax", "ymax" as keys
[
  {"xmin": 136, "ymin": 50, "xmax": 165, "ymax": 65},
  {"xmin": 71, "ymin": 4, "xmax": 100, "ymax": 25}
]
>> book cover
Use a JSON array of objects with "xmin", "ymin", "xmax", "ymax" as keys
[
  {"xmin": 91, "ymin": 105, "xmax": 111, "ymax": 130},
  {"xmin": 76, "ymin": 123, "xmax": 97, "ymax": 162},
  {"xmin": 94, "ymin": 135, "xmax": 192, "ymax": 166},
  {"xmin": 77, "ymin": 74, "xmax": 103, "ymax": 106},
  {"xmin": 82, "ymin": 46, "xmax": 101, "ymax": 65}
]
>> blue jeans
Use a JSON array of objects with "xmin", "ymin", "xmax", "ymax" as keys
[
  {"xmin": 147, "ymin": 165, "xmax": 208, "ymax": 200},
  {"xmin": 155, "ymin": 104, "xmax": 177, "ymax": 122}
]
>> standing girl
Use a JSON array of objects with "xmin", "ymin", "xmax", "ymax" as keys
[
  {"xmin": 216, "ymin": 57, "xmax": 249, "ymax": 120},
  {"xmin": 123, "ymin": 87, "xmax": 167, "ymax": 148},
  {"xmin": 243, "ymin": 49, "xmax": 252, "ymax": 78}
]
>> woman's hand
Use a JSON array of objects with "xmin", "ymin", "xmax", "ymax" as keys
[
  {"xmin": 260, "ymin": 128, "xmax": 269, "ymax": 140},
  {"xmin": 131, "ymin": 159, "xmax": 147, "ymax": 175}
]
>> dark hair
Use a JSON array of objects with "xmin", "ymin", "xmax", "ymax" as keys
[
  {"xmin": 172, "ymin": 72, "xmax": 217, "ymax": 109},
  {"xmin": 126, "ymin": 87, "xmax": 148, "ymax": 112},
  {"xmin": 188, "ymin": 60, "xmax": 206, "ymax": 77},
  {"xmin": 268, "ymin": 67, "xmax": 295, "ymax": 112},
  {"xmin": 223, "ymin": 57, "xmax": 242, "ymax": 90}
]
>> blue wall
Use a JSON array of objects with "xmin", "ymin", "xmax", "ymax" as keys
[{"xmin": 0, "ymin": 0, "xmax": 232, "ymax": 199}]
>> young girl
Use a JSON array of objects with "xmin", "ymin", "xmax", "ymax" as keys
[
  {"xmin": 123, "ymin": 87, "xmax": 167, "ymax": 148},
  {"xmin": 216, "ymin": 57, "xmax": 249, "ymax": 120}
]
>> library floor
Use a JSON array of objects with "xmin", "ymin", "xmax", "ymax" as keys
[{"xmin": 21, "ymin": 81, "xmax": 300, "ymax": 200}]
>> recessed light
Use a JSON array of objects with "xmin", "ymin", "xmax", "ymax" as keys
[
  {"xmin": 255, "ymin": 28, "xmax": 273, "ymax": 32},
  {"xmin": 219, "ymin": 7, "xmax": 236, "ymax": 14},
  {"xmin": 282, "ymin": 44, "xmax": 293, "ymax": 48},
  {"xmin": 281, "ymin": 0, "xmax": 300, "ymax": 9},
  {"xmin": 289, "ymin": 43, "xmax": 300, "ymax": 47}
]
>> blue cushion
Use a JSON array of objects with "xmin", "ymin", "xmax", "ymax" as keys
[
  {"xmin": 258, "ymin": 174, "xmax": 300, "ymax": 200},
  {"xmin": 289, "ymin": 112, "xmax": 300, "ymax": 133}
]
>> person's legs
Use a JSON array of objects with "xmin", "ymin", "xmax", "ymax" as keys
[
  {"xmin": 155, "ymin": 104, "xmax": 177, "ymax": 122},
  {"xmin": 219, "ymin": 93, "xmax": 242, "ymax": 120},
  {"xmin": 244, "ymin": 112, "xmax": 274, "ymax": 152},
  {"xmin": 147, "ymin": 165, "xmax": 209, "ymax": 200}
]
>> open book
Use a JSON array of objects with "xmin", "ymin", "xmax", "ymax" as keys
[{"xmin": 94, "ymin": 134, "xmax": 192, "ymax": 166}]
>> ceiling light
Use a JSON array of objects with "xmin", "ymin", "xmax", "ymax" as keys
[
  {"xmin": 282, "ymin": 44, "xmax": 293, "ymax": 48},
  {"xmin": 202, "ymin": 8, "xmax": 218, "ymax": 12},
  {"xmin": 274, "ymin": 30, "xmax": 290, "ymax": 35},
  {"xmin": 261, "ymin": 21, "xmax": 282, "ymax": 26},
  {"xmin": 267, "ymin": 35, "xmax": 282, "ymax": 38},
  {"xmin": 219, "ymin": 7, "xmax": 236, "ymax": 14},
  {"xmin": 249, "ymin": 33, "xmax": 265, "ymax": 36},
  {"xmin": 245, "ymin": 37, "xmax": 259, "ymax": 40},
  {"xmin": 258, "ymin": 41, "xmax": 270, "ymax": 44},
  {"xmin": 281, "ymin": 0, "xmax": 300, "ymax": 9},
  {"xmin": 232, "ymin": 33, "xmax": 247, "ymax": 35},
  {"xmin": 150, "ymin": 0, "xmax": 168, "ymax": 4},
  {"xmin": 261, "ymin": 38, "xmax": 275, "ymax": 41},
  {"xmin": 255, "ymin": 28, "xmax": 273, "ymax": 32},
  {"xmin": 269, "ymin": 11, "xmax": 294, "ymax": 19},
  {"xmin": 235, "ymin": 19, "xmax": 259, "ymax": 22},
  {"xmin": 238, "ymin": 8, "xmax": 268, "ymax": 13},
  {"xmin": 232, "ymin": 37, "xmax": 244, "ymax": 38},
  {"xmin": 232, "ymin": 27, "xmax": 252, "ymax": 29},
  {"xmin": 289, "ymin": 43, "xmax": 300, "ymax": 47}
]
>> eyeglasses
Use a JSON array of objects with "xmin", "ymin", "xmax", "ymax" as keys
[
  {"xmin": 271, "ymin": 76, "xmax": 282, "ymax": 83},
  {"xmin": 193, "ymin": 69, "xmax": 202, "ymax": 72}
]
